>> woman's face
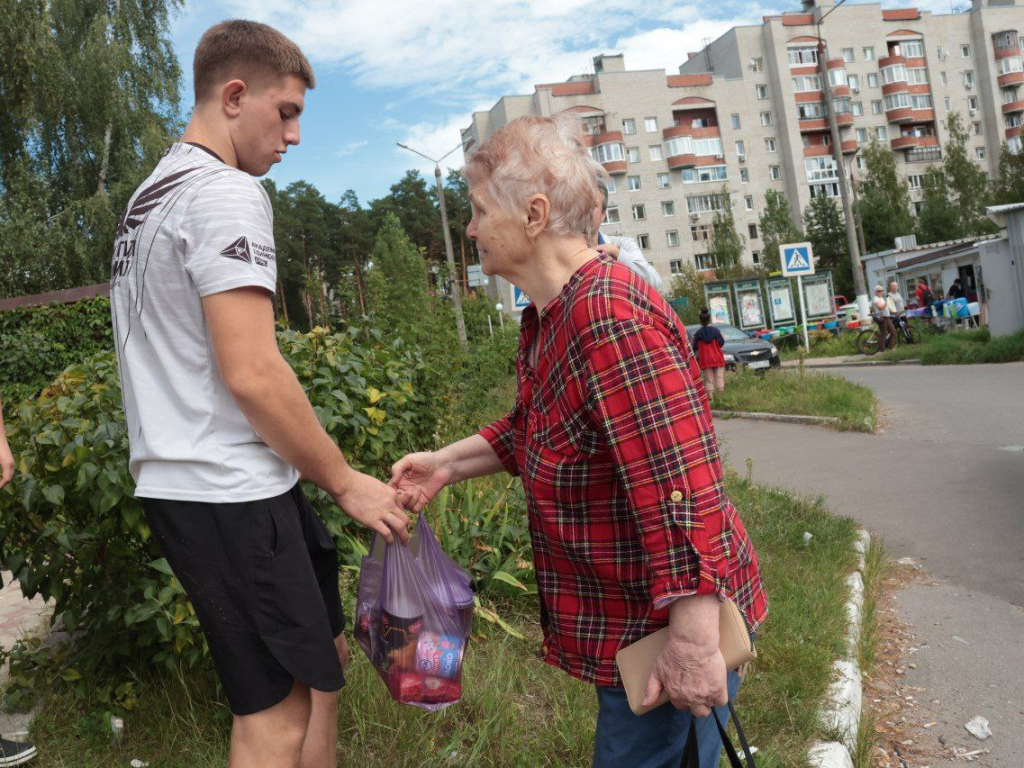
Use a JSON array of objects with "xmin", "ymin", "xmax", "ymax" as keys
[{"xmin": 467, "ymin": 184, "xmax": 530, "ymax": 277}]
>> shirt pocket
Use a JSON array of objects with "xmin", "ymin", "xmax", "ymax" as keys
[{"xmin": 530, "ymin": 404, "xmax": 602, "ymax": 458}]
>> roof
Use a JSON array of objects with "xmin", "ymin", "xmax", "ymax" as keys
[
  {"xmin": 986, "ymin": 202, "xmax": 1024, "ymax": 215},
  {"xmin": 0, "ymin": 283, "xmax": 110, "ymax": 312}
]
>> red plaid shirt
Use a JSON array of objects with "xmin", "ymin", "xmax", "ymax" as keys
[{"xmin": 480, "ymin": 256, "xmax": 767, "ymax": 686}]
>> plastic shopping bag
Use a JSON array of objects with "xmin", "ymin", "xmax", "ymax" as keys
[{"xmin": 354, "ymin": 513, "xmax": 474, "ymax": 710}]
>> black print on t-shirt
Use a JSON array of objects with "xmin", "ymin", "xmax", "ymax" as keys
[{"xmin": 219, "ymin": 236, "xmax": 252, "ymax": 264}]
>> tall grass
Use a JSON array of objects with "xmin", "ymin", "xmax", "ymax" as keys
[{"xmin": 878, "ymin": 328, "xmax": 1024, "ymax": 365}]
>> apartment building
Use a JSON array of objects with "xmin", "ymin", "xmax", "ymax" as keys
[{"xmin": 461, "ymin": 0, "xmax": 1023, "ymax": 292}]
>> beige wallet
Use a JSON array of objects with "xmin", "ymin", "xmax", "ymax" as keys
[{"xmin": 615, "ymin": 598, "xmax": 756, "ymax": 715}]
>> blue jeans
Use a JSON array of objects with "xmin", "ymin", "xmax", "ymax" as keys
[{"xmin": 593, "ymin": 670, "xmax": 742, "ymax": 768}]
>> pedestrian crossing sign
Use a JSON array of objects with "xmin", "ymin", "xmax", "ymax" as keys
[
  {"xmin": 781, "ymin": 242, "xmax": 815, "ymax": 277},
  {"xmin": 513, "ymin": 286, "xmax": 531, "ymax": 310}
]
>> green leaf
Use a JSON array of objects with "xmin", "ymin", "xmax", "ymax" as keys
[
  {"xmin": 490, "ymin": 571, "xmax": 530, "ymax": 592},
  {"xmin": 41, "ymin": 484, "xmax": 64, "ymax": 507}
]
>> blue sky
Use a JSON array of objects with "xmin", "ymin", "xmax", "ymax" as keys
[{"xmin": 169, "ymin": 0, "xmax": 943, "ymax": 205}]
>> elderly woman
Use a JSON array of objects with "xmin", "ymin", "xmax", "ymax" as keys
[{"xmin": 391, "ymin": 115, "xmax": 767, "ymax": 767}]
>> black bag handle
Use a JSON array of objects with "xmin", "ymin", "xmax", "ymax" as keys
[{"xmin": 680, "ymin": 701, "xmax": 756, "ymax": 768}]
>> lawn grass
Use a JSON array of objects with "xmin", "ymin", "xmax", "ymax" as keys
[
  {"xmin": 876, "ymin": 327, "xmax": 1024, "ymax": 365},
  {"xmin": 713, "ymin": 369, "xmax": 877, "ymax": 432},
  {"xmin": 27, "ymin": 474, "xmax": 860, "ymax": 767}
]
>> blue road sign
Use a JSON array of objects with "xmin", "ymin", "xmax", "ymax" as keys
[
  {"xmin": 781, "ymin": 242, "xmax": 815, "ymax": 277},
  {"xmin": 513, "ymin": 286, "xmax": 531, "ymax": 310}
]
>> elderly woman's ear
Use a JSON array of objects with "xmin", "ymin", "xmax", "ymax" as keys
[{"xmin": 523, "ymin": 193, "xmax": 552, "ymax": 240}]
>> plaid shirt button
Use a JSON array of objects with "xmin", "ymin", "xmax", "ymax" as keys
[{"xmin": 670, "ymin": 490, "xmax": 683, "ymax": 502}]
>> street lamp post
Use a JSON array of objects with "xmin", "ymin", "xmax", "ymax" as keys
[{"xmin": 397, "ymin": 142, "xmax": 468, "ymax": 349}]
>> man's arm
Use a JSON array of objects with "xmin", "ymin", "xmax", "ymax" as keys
[
  {"xmin": 0, "ymin": 397, "xmax": 13, "ymax": 490},
  {"xmin": 605, "ymin": 235, "xmax": 663, "ymax": 290},
  {"xmin": 203, "ymin": 287, "xmax": 410, "ymax": 542}
]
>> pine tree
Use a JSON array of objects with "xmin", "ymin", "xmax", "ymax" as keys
[
  {"xmin": 364, "ymin": 212, "xmax": 429, "ymax": 337},
  {"xmin": 759, "ymin": 190, "xmax": 803, "ymax": 272},
  {"xmin": 858, "ymin": 139, "xmax": 914, "ymax": 253}
]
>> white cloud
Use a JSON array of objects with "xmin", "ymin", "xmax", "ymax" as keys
[
  {"xmin": 335, "ymin": 139, "xmax": 369, "ymax": 157},
  {"xmin": 396, "ymin": 114, "xmax": 477, "ymax": 178}
]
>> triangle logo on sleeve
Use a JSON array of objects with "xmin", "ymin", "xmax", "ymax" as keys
[{"xmin": 219, "ymin": 236, "xmax": 252, "ymax": 263}]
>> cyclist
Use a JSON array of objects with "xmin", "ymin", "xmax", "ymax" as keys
[
  {"xmin": 888, "ymin": 281, "xmax": 909, "ymax": 341},
  {"xmin": 871, "ymin": 285, "xmax": 897, "ymax": 351}
]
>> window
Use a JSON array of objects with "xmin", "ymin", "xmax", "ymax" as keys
[
  {"xmin": 731, "ymin": 113, "xmax": 741, "ymax": 129},
  {"xmin": 637, "ymin": 234, "xmax": 650, "ymax": 249},
  {"xmin": 686, "ymin": 194, "xmax": 730, "ymax": 214},
  {"xmin": 880, "ymin": 65, "xmax": 907, "ymax": 85},
  {"xmin": 788, "ymin": 46, "xmax": 818, "ymax": 65},
  {"xmin": 908, "ymin": 174, "xmax": 924, "ymax": 190},
  {"xmin": 876, "ymin": 126, "xmax": 888, "ymax": 140},
  {"xmin": 695, "ymin": 252, "xmax": 717, "ymax": 270},
  {"xmin": 885, "ymin": 92, "xmax": 911, "ymax": 111},
  {"xmin": 792, "ymin": 75, "xmax": 823, "ymax": 92},
  {"xmin": 848, "ymin": 74, "xmax": 860, "ymax": 91},
  {"xmin": 852, "ymin": 101, "xmax": 864, "ymax": 116},
  {"xmin": 627, "ymin": 175, "xmax": 641, "ymax": 191},
  {"xmin": 806, "ymin": 156, "xmax": 839, "ymax": 182},
  {"xmin": 964, "ymin": 71, "xmax": 975, "ymax": 89},
  {"xmin": 995, "ymin": 31, "xmax": 1019, "ymax": 50},
  {"xmin": 736, "ymin": 140, "xmax": 746, "ymax": 157},
  {"xmin": 756, "ymin": 84, "xmax": 769, "ymax": 100},
  {"xmin": 867, "ymin": 73, "xmax": 879, "ymax": 88},
  {"xmin": 662, "ymin": 201, "xmax": 675, "ymax": 216},
  {"xmin": 1003, "ymin": 88, "xmax": 1020, "ymax": 104},
  {"xmin": 627, "ymin": 146, "xmax": 640, "ymax": 163},
  {"xmin": 1007, "ymin": 115, "xmax": 1023, "ymax": 129},
  {"xmin": 863, "ymin": 46, "xmax": 875, "ymax": 61},
  {"xmin": 872, "ymin": 100, "xmax": 883, "ymax": 115},
  {"xmin": 605, "ymin": 176, "xmax": 616, "ymax": 193},
  {"xmin": 901, "ymin": 41, "xmax": 924, "ymax": 59},
  {"xmin": 752, "ymin": 251, "xmax": 761, "ymax": 265},
  {"xmin": 907, "ymin": 68, "xmax": 929, "ymax": 85},
  {"xmin": 913, "ymin": 200, "xmax": 925, "ymax": 215},
  {"xmin": 857, "ymin": 128, "xmax": 869, "ymax": 144},
  {"xmin": 969, "ymin": 96, "xmax": 979, "ymax": 111},
  {"xmin": 632, "ymin": 204, "xmax": 646, "ymax": 221},
  {"xmin": 834, "ymin": 96, "xmax": 852, "ymax": 115},
  {"xmin": 604, "ymin": 206, "xmax": 620, "ymax": 223},
  {"xmin": 829, "ymin": 68, "xmax": 848, "ymax": 87},
  {"xmin": 843, "ymin": 47, "xmax": 855, "ymax": 63},
  {"xmin": 940, "ymin": 71, "xmax": 948, "ymax": 86},
  {"xmin": 649, "ymin": 145, "xmax": 663, "ymax": 161},
  {"xmin": 998, "ymin": 57, "xmax": 1024, "ymax": 76},
  {"xmin": 745, "ymin": 195, "xmax": 754, "ymax": 211},
  {"xmin": 666, "ymin": 230, "xmax": 680, "ymax": 247},
  {"xmin": 591, "ymin": 142, "xmax": 624, "ymax": 164},
  {"xmin": 760, "ymin": 111, "xmax": 773, "ymax": 126},
  {"xmin": 856, "ymin": 155, "xmax": 867, "ymax": 170},
  {"xmin": 911, "ymin": 94, "xmax": 933, "ymax": 110},
  {"xmin": 961, "ymin": 44, "xmax": 971, "ymax": 58},
  {"xmin": 682, "ymin": 165, "xmax": 728, "ymax": 184},
  {"xmin": 740, "ymin": 167, "xmax": 750, "ymax": 183},
  {"xmin": 976, "ymin": 146, "xmax": 986, "ymax": 159},
  {"xmin": 937, "ymin": 45, "xmax": 945, "ymax": 59},
  {"xmin": 665, "ymin": 135, "xmax": 724, "ymax": 158},
  {"xmin": 945, "ymin": 97, "xmax": 952, "ymax": 111},
  {"xmin": 769, "ymin": 165, "xmax": 782, "ymax": 180},
  {"xmin": 752, "ymin": 57, "xmax": 764, "ymax": 72},
  {"xmin": 623, "ymin": 118, "xmax": 636, "ymax": 134},
  {"xmin": 657, "ymin": 172, "xmax": 671, "ymax": 189},
  {"xmin": 765, "ymin": 137, "xmax": 777, "ymax": 153},
  {"xmin": 690, "ymin": 224, "xmax": 712, "ymax": 241},
  {"xmin": 798, "ymin": 102, "xmax": 827, "ymax": 120},
  {"xmin": 748, "ymin": 224, "xmax": 759, "ymax": 239},
  {"xmin": 670, "ymin": 259, "xmax": 684, "ymax": 275},
  {"xmin": 644, "ymin": 117, "xmax": 658, "ymax": 132},
  {"xmin": 810, "ymin": 182, "xmax": 841, "ymax": 198}
]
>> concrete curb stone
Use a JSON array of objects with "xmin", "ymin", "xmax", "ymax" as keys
[{"xmin": 711, "ymin": 410, "xmax": 839, "ymax": 427}]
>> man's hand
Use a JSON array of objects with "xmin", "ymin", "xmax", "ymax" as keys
[
  {"xmin": 390, "ymin": 450, "xmax": 453, "ymax": 513},
  {"xmin": 642, "ymin": 639, "xmax": 728, "ymax": 717},
  {"xmin": 595, "ymin": 242, "xmax": 620, "ymax": 259},
  {"xmin": 332, "ymin": 469, "xmax": 411, "ymax": 544},
  {"xmin": 0, "ymin": 435, "xmax": 13, "ymax": 490}
]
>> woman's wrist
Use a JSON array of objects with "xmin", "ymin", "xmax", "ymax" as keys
[{"xmin": 435, "ymin": 445, "xmax": 461, "ymax": 485}]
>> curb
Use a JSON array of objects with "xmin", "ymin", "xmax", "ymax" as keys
[
  {"xmin": 781, "ymin": 359, "xmax": 921, "ymax": 369},
  {"xmin": 711, "ymin": 410, "xmax": 839, "ymax": 427},
  {"xmin": 807, "ymin": 528, "xmax": 871, "ymax": 768}
]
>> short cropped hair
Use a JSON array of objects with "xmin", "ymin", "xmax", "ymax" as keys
[
  {"xmin": 465, "ymin": 115, "xmax": 607, "ymax": 243},
  {"xmin": 193, "ymin": 20, "xmax": 315, "ymax": 103}
]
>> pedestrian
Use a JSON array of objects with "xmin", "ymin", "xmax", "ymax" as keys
[
  {"xmin": 0, "ymin": 395, "xmax": 39, "ymax": 766},
  {"xmin": 108, "ymin": 20, "xmax": 410, "ymax": 765},
  {"xmin": 691, "ymin": 308, "xmax": 727, "ymax": 399},
  {"xmin": 872, "ymin": 285, "xmax": 897, "ymax": 351},
  {"xmin": 592, "ymin": 176, "xmax": 662, "ymax": 289},
  {"xmin": 914, "ymin": 278, "xmax": 933, "ymax": 309},
  {"xmin": 948, "ymin": 278, "xmax": 965, "ymax": 300},
  {"xmin": 888, "ymin": 281, "xmax": 907, "ymax": 342},
  {"xmin": 390, "ymin": 115, "xmax": 767, "ymax": 768}
]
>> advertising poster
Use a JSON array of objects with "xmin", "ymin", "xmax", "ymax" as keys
[
  {"xmin": 709, "ymin": 294, "xmax": 731, "ymax": 325},
  {"xmin": 769, "ymin": 285, "xmax": 794, "ymax": 323},
  {"xmin": 805, "ymin": 281, "xmax": 832, "ymax": 317},
  {"xmin": 738, "ymin": 290, "xmax": 764, "ymax": 328}
]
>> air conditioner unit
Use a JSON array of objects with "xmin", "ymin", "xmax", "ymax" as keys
[
  {"xmin": 965, "ymin": 82, "xmax": 973, "ymax": 90},
  {"xmin": 750, "ymin": 60, "xmax": 759, "ymax": 71},
  {"xmin": 738, "ymin": 155, "xmax": 747, "ymax": 163},
  {"xmin": 690, "ymin": 213, "xmax": 701, "ymax": 221},
  {"xmin": 715, "ymin": 154, "xmax": 724, "ymax": 160},
  {"xmin": 851, "ymin": 86, "xmax": 861, "ymax": 93},
  {"xmin": 970, "ymin": 108, "xmax": 978, "ymax": 115}
]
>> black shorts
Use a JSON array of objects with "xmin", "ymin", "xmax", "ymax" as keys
[{"xmin": 142, "ymin": 483, "xmax": 345, "ymax": 715}]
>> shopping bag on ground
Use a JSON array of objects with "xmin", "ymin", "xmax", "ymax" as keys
[{"xmin": 354, "ymin": 513, "xmax": 474, "ymax": 710}]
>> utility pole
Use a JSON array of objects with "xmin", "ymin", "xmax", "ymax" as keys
[
  {"xmin": 397, "ymin": 142, "xmax": 468, "ymax": 348},
  {"xmin": 817, "ymin": 4, "xmax": 870, "ymax": 321}
]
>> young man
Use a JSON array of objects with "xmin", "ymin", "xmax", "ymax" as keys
[
  {"xmin": 593, "ymin": 177, "xmax": 663, "ymax": 290},
  {"xmin": 110, "ymin": 20, "xmax": 410, "ymax": 766}
]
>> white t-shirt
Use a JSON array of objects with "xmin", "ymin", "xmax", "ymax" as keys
[{"xmin": 110, "ymin": 142, "xmax": 298, "ymax": 502}]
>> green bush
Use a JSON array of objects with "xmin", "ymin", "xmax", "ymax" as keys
[
  {"xmin": 0, "ymin": 298, "xmax": 113, "ymax": 412},
  {"xmin": 0, "ymin": 325, "xmax": 435, "ymax": 708}
]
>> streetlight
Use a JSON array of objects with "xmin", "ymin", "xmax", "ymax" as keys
[
  {"xmin": 495, "ymin": 303, "xmax": 504, "ymax": 330},
  {"xmin": 397, "ymin": 141, "xmax": 468, "ymax": 349}
]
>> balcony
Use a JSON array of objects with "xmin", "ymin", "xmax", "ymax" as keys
[
  {"xmin": 891, "ymin": 134, "xmax": 938, "ymax": 151},
  {"xmin": 998, "ymin": 71, "xmax": 1024, "ymax": 88},
  {"xmin": 583, "ymin": 131, "xmax": 628, "ymax": 175},
  {"xmin": 799, "ymin": 117, "xmax": 828, "ymax": 133},
  {"xmin": 841, "ymin": 139, "xmax": 859, "ymax": 153},
  {"xmin": 910, "ymin": 109, "xmax": 935, "ymax": 123},
  {"xmin": 878, "ymin": 54, "xmax": 906, "ymax": 69},
  {"xmin": 835, "ymin": 112, "xmax": 855, "ymax": 127},
  {"xmin": 1007, "ymin": 125, "xmax": 1022, "ymax": 139},
  {"xmin": 995, "ymin": 46, "xmax": 1022, "ymax": 61},
  {"xmin": 667, "ymin": 153, "xmax": 698, "ymax": 169},
  {"xmin": 882, "ymin": 81, "xmax": 910, "ymax": 97},
  {"xmin": 663, "ymin": 124, "xmax": 721, "ymax": 169},
  {"xmin": 886, "ymin": 104, "xmax": 914, "ymax": 123},
  {"xmin": 1003, "ymin": 100, "xmax": 1024, "ymax": 115},
  {"xmin": 832, "ymin": 84, "xmax": 852, "ymax": 98}
]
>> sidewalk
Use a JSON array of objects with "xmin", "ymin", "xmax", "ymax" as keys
[{"xmin": 0, "ymin": 573, "xmax": 51, "ymax": 738}]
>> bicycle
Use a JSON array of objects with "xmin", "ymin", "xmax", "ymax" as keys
[{"xmin": 857, "ymin": 316, "xmax": 921, "ymax": 355}]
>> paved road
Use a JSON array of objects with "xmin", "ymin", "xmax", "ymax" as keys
[{"xmin": 716, "ymin": 362, "xmax": 1024, "ymax": 765}]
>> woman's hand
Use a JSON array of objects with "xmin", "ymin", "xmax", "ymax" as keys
[
  {"xmin": 0, "ymin": 434, "xmax": 14, "ymax": 490},
  {"xmin": 390, "ymin": 450, "xmax": 454, "ymax": 513},
  {"xmin": 642, "ymin": 640, "xmax": 728, "ymax": 717},
  {"xmin": 594, "ymin": 242, "xmax": 620, "ymax": 259}
]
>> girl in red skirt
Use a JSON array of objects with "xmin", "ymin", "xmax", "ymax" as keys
[{"xmin": 691, "ymin": 308, "xmax": 726, "ymax": 398}]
